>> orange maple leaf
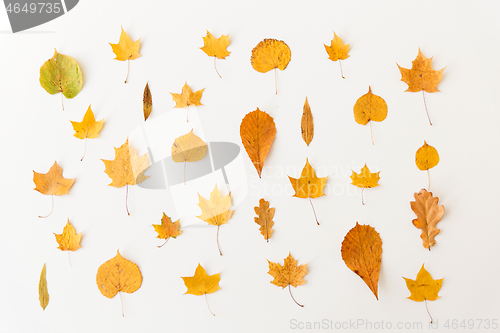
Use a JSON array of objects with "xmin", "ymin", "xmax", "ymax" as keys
[{"xmin": 152, "ymin": 213, "xmax": 182, "ymax": 248}]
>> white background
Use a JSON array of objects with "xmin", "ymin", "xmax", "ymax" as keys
[{"xmin": 1, "ymin": 0, "xmax": 499, "ymax": 332}]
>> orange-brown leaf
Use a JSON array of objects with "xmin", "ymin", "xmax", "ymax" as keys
[
  {"xmin": 254, "ymin": 198, "xmax": 275, "ymax": 241},
  {"xmin": 267, "ymin": 252, "xmax": 307, "ymax": 288},
  {"xmin": 397, "ymin": 48, "xmax": 445, "ymax": 93},
  {"xmin": 33, "ymin": 161, "xmax": 75, "ymax": 196},
  {"xmin": 240, "ymin": 108, "xmax": 276, "ymax": 178},
  {"xmin": 143, "ymin": 83, "xmax": 152, "ymax": 121},
  {"xmin": 341, "ymin": 222, "xmax": 382, "ymax": 299},
  {"xmin": 410, "ymin": 189, "xmax": 445, "ymax": 249},
  {"xmin": 153, "ymin": 213, "xmax": 182, "ymax": 240},
  {"xmin": 301, "ymin": 97, "xmax": 313, "ymax": 146}
]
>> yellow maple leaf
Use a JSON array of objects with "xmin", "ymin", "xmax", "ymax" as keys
[
  {"xmin": 109, "ymin": 27, "xmax": 141, "ymax": 83},
  {"xmin": 70, "ymin": 105, "xmax": 104, "ymax": 161},
  {"xmin": 33, "ymin": 161, "xmax": 75, "ymax": 218},
  {"xmin": 54, "ymin": 219, "xmax": 82, "ymax": 252},
  {"xmin": 197, "ymin": 185, "xmax": 233, "ymax": 255},
  {"xmin": 410, "ymin": 189, "xmax": 445, "ymax": 250},
  {"xmin": 152, "ymin": 213, "xmax": 182, "ymax": 248},
  {"xmin": 350, "ymin": 164, "xmax": 380, "ymax": 205},
  {"xmin": 288, "ymin": 159, "xmax": 327, "ymax": 225},
  {"xmin": 181, "ymin": 263, "xmax": 220, "ymax": 316},
  {"xmin": 102, "ymin": 138, "xmax": 149, "ymax": 215},
  {"xmin": 170, "ymin": 82, "xmax": 204, "ymax": 121},
  {"xmin": 268, "ymin": 252, "xmax": 307, "ymax": 307},
  {"xmin": 96, "ymin": 250, "xmax": 142, "ymax": 316},
  {"xmin": 353, "ymin": 86, "xmax": 387, "ymax": 144},
  {"xmin": 200, "ymin": 30, "xmax": 230, "ymax": 78},
  {"xmin": 324, "ymin": 32, "xmax": 349, "ymax": 78},
  {"xmin": 251, "ymin": 38, "xmax": 291, "ymax": 94}
]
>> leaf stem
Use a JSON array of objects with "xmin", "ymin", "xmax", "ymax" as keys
[
  {"xmin": 288, "ymin": 284, "xmax": 304, "ymax": 307},
  {"xmin": 125, "ymin": 184, "xmax": 130, "ymax": 216},
  {"xmin": 339, "ymin": 60, "xmax": 345, "ymax": 79},
  {"xmin": 308, "ymin": 196, "xmax": 319, "ymax": 225},
  {"xmin": 205, "ymin": 293, "xmax": 215, "ymax": 316},
  {"xmin": 186, "ymin": 106, "xmax": 189, "ymax": 122},
  {"xmin": 216, "ymin": 225, "xmax": 222, "ymax": 256},
  {"xmin": 81, "ymin": 134, "xmax": 88, "ymax": 161},
  {"xmin": 60, "ymin": 92, "xmax": 64, "ymax": 111},
  {"xmin": 119, "ymin": 291, "xmax": 124, "ymax": 317},
  {"xmin": 157, "ymin": 237, "xmax": 170, "ymax": 248},
  {"xmin": 369, "ymin": 121, "xmax": 374, "ymax": 145},
  {"xmin": 214, "ymin": 57, "xmax": 221, "ymax": 78},
  {"xmin": 274, "ymin": 68, "xmax": 277, "ymax": 95},
  {"xmin": 422, "ymin": 90, "xmax": 432, "ymax": 125},
  {"xmin": 184, "ymin": 160, "xmax": 186, "ymax": 185},
  {"xmin": 124, "ymin": 59, "xmax": 130, "ymax": 84},
  {"xmin": 424, "ymin": 299, "xmax": 433, "ymax": 323},
  {"xmin": 68, "ymin": 251, "xmax": 72, "ymax": 267},
  {"xmin": 427, "ymin": 169, "xmax": 431, "ymax": 191},
  {"xmin": 361, "ymin": 187, "xmax": 365, "ymax": 205},
  {"xmin": 39, "ymin": 194, "xmax": 54, "ymax": 218}
]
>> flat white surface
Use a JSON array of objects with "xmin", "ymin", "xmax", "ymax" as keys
[{"xmin": 1, "ymin": 1, "xmax": 499, "ymax": 332}]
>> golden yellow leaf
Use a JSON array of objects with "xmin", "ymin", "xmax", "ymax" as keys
[
  {"xmin": 153, "ymin": 213, "xmax": 182, "ymax": 248},
  {"xmin": 251, "ymin": 39, "xmax": 291, "ymax": 93},
  {"xmin": 102, "ymin": 138, "xmax": 149, "ymax": 188},
  {"xmin": 324, "ymin": 32, "xmax": 350, "ymax": 61},
  {"xmin": 171, "ymin": 82, "xmax": 204, "ymax": 108},
  {"xmin": 109, "ymin": 27, "xmax": 141, "ymax": 61},
  {"xmin": 197, "ymin": 185, "xmax": 233, "ymax": 255},
  {"xmin": 350, "ymin": 164, "xmax": 380, "ymax": 188},
  {"xmin": 410, "ymin": 189, "xmax": 445, "ymax": 250},
  {"xmin": 353, "ymin": 86, "xmax": 387, "ymax": 144},
  {"xmin": 182, "ymin": 263, "xmax": 221, "ymax": 296},
  {"xmin": 254, "ymin": 198, "xmax": 275, "ymax": 242},
  {"xmin": 268, "ymin": 253, "xmax": 307, "ymax": 307},
  {"xmin": 171, "ymin": 130, "xmax": 207, "ymax": 163},
  {"xmin": 54, "ymin": 219, "xmax": 82, "ymax": 252},
  {"xmin": 143, "ymin": 83, "xmax": 152, "ymax": 121},
  {"xmin": 415, "ymin": 141, "xmax": 439, "ymax": 171},
  {"xmin": 397, "ymin": 48, "xmax": 444, "ymax": 93},
  {"xmin": 33, "ymin": 161, "xmax": 75, "ymax": 196},
  {"xmin": 240, "ymin": 108, "xmax": 276, "ymax": 178},
  {"xmin": 301, "ymin": 97, "xmax": 314, "ymax": 146},
  {"xmin": 96, "ymin": 250, "xmax": 142, "ymax": 299},
  {"xmin": 39, "ymin": 263, "xmax": 49, "ymax": 310},
  {"xmin": 288, "ymin": 159, "xmax": 327, "ymax": 199},
  {"xmin": 404, "ymin": 264, "xmax": 443, "ymax": 302},
  {"xmin": 70, "ymin": 105, "xmax": 104, "ymax": 139},
  {"xmin": 341, "ymin": 222, "xmax": 382, "ymax": 300},
  {"xmin": 200, "ymin": 31, "xmax": 230, "ymax": 59}
]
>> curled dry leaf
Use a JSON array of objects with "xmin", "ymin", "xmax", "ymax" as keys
[
  {"xmin": 39, "ymin": 263, "xmax": 49, "ymax": 310},
  {"xmin": 240, "ymin": 108, "xmax": 276, "ymax": 178},
  {"xmin": 96, "ymin": 250, "xmax": 142, "ymax": 298},
  {"xmin": 301, "ymin": 97, "xmax": 314, "ymax": 146},
  {"xmin": 254, "ymin": 198, "xmax": 275, "ymax": 242},
  {"xmin": 54, "ymin": 219, "xmax": 82, "ymax": 252},
  {"xmin": 410, "ymin": 189, "xmax": 444, "ymax": 250},
  {"xmin": 267, "ymin": 253, "xmax": 307, "ymax": 307},
  {"xmin": 341, "ymin": 222, "xmax": 382, "ymax": 300},
  {"xmin": 143, "ymin": 83, "xmax": 152, "ymax": 121}
]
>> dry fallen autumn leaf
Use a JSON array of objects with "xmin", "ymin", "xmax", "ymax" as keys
[
  {"xmin": 251, "ymin": 38, "xmax": 291, "ymax": 94},
  {"xmin": 143, "ymin": 82, "xmax": 152, "ymax": 121},
  {"xmin": 54, "ymin": 219, "xmax": 82, "ymax": 266},
  {"xmin": 200, "ymin": 30, "xmax": 230, "ymax": 78},
  {"xmin": 268, "ymin": 252, "xmax": 307, "ymax": 307},
  {"xmin": 110, "ymin": 27, "xmax": 141, "ymax": 83},
  {"xmin": 170, "ymin": 82, "xmax": 204, "ymax": 122},
  {"xmin": 404, "ymin": 264, "xmax": 443, "ymax": 323},
  {"xmin": 254, "ymin": 198, "xmax": 275, "ymax": 242},
  {"xmin": 102, "ymin": 138, "xmax": 149, "ymax": 215},
  {"xmin": 341, "ymin": 222, "xmax": 382, "ymax": 299},
  {"xmin": 240, "ymin": 108, "xmax": 276, "ymax": 178},
  {"xmin": 39, "ymin": 263, "xmax": 49, "ymax": 310},
  {"xmin": 70, "ymin": 105, "xmax": 104, "ymax": 161},
  {"xmin": 301, "ymin": 97, "xmax": 314, "ymax": 146},
  {"xmin": 182, "ymin": 263, "xmax": 220, "ymax": 316},
  {"xmin": 96, "ymin": 250, "xmax": 142, "ymax": 317},
  {"xmin": 288, "ymin": 158, "xmax": 328, "ymax": 225},
  {"xmin": 324, "ymin": 32, "xmax": 349, "ymax": 78},
  {"xmin": 415, "ymin": 141, "xmax": 439, "ymax": 190},
  {"xmin": 397, "ymin": 49, "xmax": 445, "ymax": 125},
  {"xmin": 353, "ymin": 86, "xmax": 387, "ymax": 144},
  {"xmin": 410, "ymin": 189, "xmax": 445, "ymax": 250},
  {"xmin": 171, "ymin": 129, "xmax": 208, "ymax": 184},
  {"xmin": 33, "ymin": 161, "xmax": 75, "ymax": 218},
  {"xmin": 39, "ymin": 49, "xmax": 82, "ymax": 110},
  {"xmin": 350, "ymin": 164, "xmax": 380, "ymax": 205},
  {"xmin": 153, "ymin": 213, "xmax": 182, "ymax": 248},
  {"xmin": 197, "ymin": 185, "xmax": 233, "ymax": 256}
]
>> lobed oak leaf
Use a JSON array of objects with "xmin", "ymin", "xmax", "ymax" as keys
[
  {"xmin": 143, "ymin": 82, "xmax": 152, "ymax": 121},
  {"xmin": 240, "ymin": 108, "xmax": 276, "ymax": 178},
  {"xmin": 39, "ymin": 49, "xmax": 82, "ymax": 110},
  {"xmin": 353, "ymin": 87, "xmax": 387, "ymax": 144},
  {"xmin": 341, "ymin": 222, "xmax": 382, "ymax": 299},
  {"xmin": 254, "ymin": 198, "xmax": 275, "ymax": 242},
  {"xmin": 181, "ymin": 263, "xmax": 220, "ymax": 316},
  {"xmin": 197, "ymin": 185, "xmax": 233, "ymax": 255},
  {"xmin": 251, "ymin": 38, "xmax": 291, "ymax": 94},
  {"xmin": 39, "ymin": 263, "xmax": 49, "ymax": 310},
  {"xmin": 153, "ymin": 213, "xmax": 182, "ymax": 248},
  {"xmin": 410, "ymin": 189, "xmax": 444, "ymax": 250},
  {"xmin": 109, "ymin": 27, "xmax": 141, "ymax": 83},
  {"xmin": 301, "ymin": 97, "xmax": 314, "ymax": 146},
  {"xmin": 54, "ymin": 219, "xmax": 82, "ymax": 252},
  {"xmin": 267, "ymin": 253, "xmax": 307, "ymax": 307}
]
